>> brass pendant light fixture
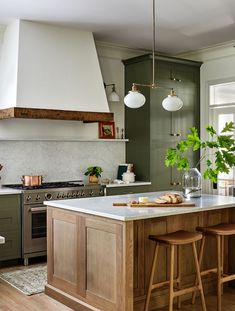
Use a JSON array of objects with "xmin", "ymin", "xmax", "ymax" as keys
[{"xmin": 124, "ymin": 0, "xmax": 183, "ymax": 111}]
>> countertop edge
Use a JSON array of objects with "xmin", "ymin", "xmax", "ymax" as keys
[
  {"xmin": 0, "ymin": 188, "xmax": 22, "ymax": 195},
  {"xmin": 105, "ymin": 181, "xmax": 151, "ymax": 188},
  {"xmin": 45, "ymin": 198, "xmax": 235, "ymax": 222}
]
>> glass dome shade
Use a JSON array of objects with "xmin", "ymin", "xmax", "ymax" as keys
[
  {"xmin": 162, "ymin": 91, "xmax": 183, "ymax": 112},
  {"xmin": 124, "ymin": 90, "xmax": 146, "ymax": 109}
]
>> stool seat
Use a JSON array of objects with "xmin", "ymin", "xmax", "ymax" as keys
[
  {"xmin": 196, "ymin": 223, "xmax": 235, "ymax": 236},
  {"xmin": 149, "ymin": 230, "xmax": 202, "ymax": 245}
]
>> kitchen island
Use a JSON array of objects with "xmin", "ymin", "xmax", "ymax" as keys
[{"xmin": 45, "ymin": 192, "xmax": 235, "ymax": 311}]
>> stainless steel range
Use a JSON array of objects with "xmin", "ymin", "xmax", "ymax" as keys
[{"xmin": 4, "ymin": 181, "xmax": 105, "ymax": 265}]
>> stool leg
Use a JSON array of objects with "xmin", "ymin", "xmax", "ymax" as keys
[
  {"xmin": 177, "ymin": 245, "xmax": 181, "ymax": 309},
  {"xmin": 221, "ymin": 235, "xmax": 224, "ymax": 296},
  {"xmin": 192, "ymin": 242, "xmax": 207, "ymax": 311},
  {"xmin": 169, "ymin": 245, "xmax": 175, "ymax": 311},
  {"xmin": 144, "ymin": 242, "xmax": 159, "ymax": 311},
  {"xmin": 192, "ymin": 235, "xmax": 205, "ymax": 304},
  {"xmin": 217, "ymin": 235, "xmax": 222, "ymax": 311}
]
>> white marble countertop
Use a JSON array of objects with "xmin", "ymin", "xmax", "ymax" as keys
[
  {"xmin": 0, "ymin": 187, "xmax": 22, "ymax": 195},
  {"xmin": 105, "ymin": 181, "xmax": 151, "ymax": 188},
  {"xmin": 45, "ymin": 191, "xmax": 235, "ymax": 221}
]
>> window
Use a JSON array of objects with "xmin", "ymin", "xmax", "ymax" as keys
[{"xmin": 209, "ymin": 82, "xmax": 235, "ymax": 195}]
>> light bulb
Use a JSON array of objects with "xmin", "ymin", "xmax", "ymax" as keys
[
  {"xmin": 124, "ymin": 84, "xmax": 146, "ymax": 108},
  {"xmin": 162, "ymin": 90, "xmax": 183, "ymax": 112}
]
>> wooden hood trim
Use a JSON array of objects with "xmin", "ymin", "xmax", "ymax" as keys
[{"xmin": 0, "ymin": 107, "xmax": 113, "ymax": 122}]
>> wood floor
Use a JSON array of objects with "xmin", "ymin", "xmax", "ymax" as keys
[{"xmin": 0, "ymin": 264, "xmax": 235, "ymax": 310}]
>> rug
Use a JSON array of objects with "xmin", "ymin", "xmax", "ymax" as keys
[{"xmin": 0, "ymin": 265, "xmax": 47, "ymax": 295}]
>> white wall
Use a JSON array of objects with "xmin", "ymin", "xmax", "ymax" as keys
[{"xmin": 178, "ymin": 40, "xmax": 235, "ymax": 192}]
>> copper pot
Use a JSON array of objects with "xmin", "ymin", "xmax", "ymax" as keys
[{"xmin": 21, "ymin": 175, "xmax": 43, "ymax": 187}]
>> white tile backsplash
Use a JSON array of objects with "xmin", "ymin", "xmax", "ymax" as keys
[{"xmin": 0, "ymin": 141, "xmax": 125, "ymax": 184}]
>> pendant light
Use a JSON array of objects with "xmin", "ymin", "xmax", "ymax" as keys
[{"xmin": 124, "ymin": 0, "xmax": 183, "ymax": 112}]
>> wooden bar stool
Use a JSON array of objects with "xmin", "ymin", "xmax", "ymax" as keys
[
  {"xmin": 144, "ymin": 230, "xmax": 207, "ymax": 311},
  {"xmin": 192, "ymin": 223, "xmax": 235, "ymax": 311}
]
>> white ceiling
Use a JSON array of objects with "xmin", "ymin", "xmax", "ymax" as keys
[{"xmin": 1, "ymin": 0, "xmax": 235, "ymax": 54}]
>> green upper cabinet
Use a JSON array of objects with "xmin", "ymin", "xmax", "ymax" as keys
[
  {"xmin": 0, "ymin": 194, "xmax": 21, "ymax": 261},
  {"xmin": 123, "ymin": 54, "xmax": 202, "ymax": 191}
]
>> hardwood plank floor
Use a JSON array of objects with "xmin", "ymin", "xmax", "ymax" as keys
[{"xmin": 0, "ymin": 265, "xmax": 235, "ymax": 310}]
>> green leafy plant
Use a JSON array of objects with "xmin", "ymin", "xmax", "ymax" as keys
[
  {"xmin": 165, "ymin": 122, "xmax": 235, "ymax": 183},
  {"xmin": 84, "ymin": 166, "xmax": 103, "ymax": 178}
]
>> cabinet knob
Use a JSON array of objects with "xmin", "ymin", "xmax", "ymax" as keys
[
  {"xmin": 170, "ymin": 182, "xmax": 182, "ymax": 186},
  {"xmin": 170, "ymin": 133, "xmax": 181, "ymax": 137}
]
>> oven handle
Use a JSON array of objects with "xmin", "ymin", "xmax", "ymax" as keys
[{"xmin": 29, "ymin": 206, "xmax": 47, "ymax": 213}]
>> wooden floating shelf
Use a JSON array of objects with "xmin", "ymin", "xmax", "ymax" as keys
[
  {"xmin": 0, "ymin": 138, "xmax": 129, "ymax": 142},
  {"xmin": 0, "ymin": 107, "xmax": 114, "ymax": 122}
]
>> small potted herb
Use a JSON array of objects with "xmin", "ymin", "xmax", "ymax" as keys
[{"xmin": 84, "ymin": 166, "xmax": 103, "ymax": 184}]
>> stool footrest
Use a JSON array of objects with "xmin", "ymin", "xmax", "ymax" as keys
[
  {"xmin": 152, "ymin": 278, "xmax": 180, "ymax": 290},
  {"xmin": 222, "ymin": 274, "xmax": 235, "ymax": 283},
  {"xmin": 201, "ymin": 268, "xmax": 217, "ymax": 276},
  {"xmin": 173, "ymin": 285, "xmax": 199, "ymax": 298}
]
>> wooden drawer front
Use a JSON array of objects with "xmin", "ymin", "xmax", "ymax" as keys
[
  {"xmin": 0, "ymin": 195, "xmax": 21, "ymax": 231},
  {"xmin": 0, "ymin": 230, "xmax": 21, "ymax": 260}
]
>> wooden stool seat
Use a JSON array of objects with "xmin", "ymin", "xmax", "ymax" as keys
[
  {"xmin": 192, "ymin": 223, "xmax": 235, "ymax": 311},
  {"xmin": 149, "ymin": 230, "xmax": 202, "ymax": 245},
  {"xmin": 145, "ymin": 230, "xmax": 206, "ymax": 311},
  {"xmin": 196, "ymin": 223, "xmax": 235, "ymax": 236}
]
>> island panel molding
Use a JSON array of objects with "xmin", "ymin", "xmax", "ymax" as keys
[
  {"xmin": 0, "ymin": 107, "xmax": 114, "ymax": 123},
  {"xmin": 46, "ymin": 207, "xmax": 134, "ymax": 311},
  {"xmin": 46, "ymin": 193, "xmax": 235, "ymax": 310}
]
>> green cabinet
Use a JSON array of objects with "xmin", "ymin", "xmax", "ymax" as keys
[
  {"xmin": 0, "ymin": 195, "xmax": 21, "ymax": 261},
  {"xmin": 123, "ymin": 54, "xmax": 202, "ymax": 191},
  {"xmin": 105, "ymin": 185, "xmax": 151, "ymax": 196}
]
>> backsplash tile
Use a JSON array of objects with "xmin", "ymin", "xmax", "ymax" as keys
[{"xmin": 0, "ymin": 141, "xmax": 125, "ymax": 184}]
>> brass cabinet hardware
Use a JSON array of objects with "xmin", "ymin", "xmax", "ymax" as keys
[
  {"xmin": 170, "ymin": 133, "xmax": 181, "ymax": 137},
  {"xmin": 170, "ymin": 77, "xmax": 182, "ymax": 82},
  {"xmin": 170, "ymin": 182, "xmax": 182, "ymax": 186}
]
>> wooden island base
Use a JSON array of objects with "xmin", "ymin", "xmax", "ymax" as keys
[{"xmin": 46, "ymin": 206, "xmax": 235, "ymax": 311}]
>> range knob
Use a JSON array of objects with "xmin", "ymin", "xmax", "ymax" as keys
[
  {"xmin": 35, "ymin": 194, "xmax": 41, "ymax": 201},
  {"xmin": 45, "ymin": 193, "xmax": 52, "ymax": 200},
  {"xmin": 81, "ymin": 191, "xmax": 85, "ymax": 197},
  {"xmin": 26, "ymin": 195, "xmax": 31, "ymax": 202},
  {"xmin": 57, "ymin": 194, "xmax": 62, "ymax": 199},
  {"xmin": 62, "ymin": 193, "xmax": 67, "ymax": 199},
  {"xmin": 73, "ymin": 193, "xmax": 76, "ymax": 198},
  {"xmin": 76, "ymin": 192, "xmax": 81, "ymax": 197},
  {"xmin": 89, "ymin": 190, "xmax": 94, "ymax": 196},
  {"xmin": 67, "ymin": 193, "xmax": 72, "ymax": 198}
]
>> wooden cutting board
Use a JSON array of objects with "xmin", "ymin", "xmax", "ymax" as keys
[{"xmin": 113, "ymin": 202, "xmax": 195, "ymax": 208}]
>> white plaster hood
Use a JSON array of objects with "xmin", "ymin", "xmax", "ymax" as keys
[{"xmin": 0, "ymin": 20, "xmax": 110, "ymax": 114}]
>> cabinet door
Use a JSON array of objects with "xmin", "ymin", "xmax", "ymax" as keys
[
  {"xmin": 106, "ymin": 185, "xmax": 151, "ymax": 196},
  {"xmin": 83, "ymin": 217, "xmax": 125, "ymax": 310},
  {"xmin": 47, "ymin": 207, "xmax": 85, "ymax": 297},
  {"xmin": 0, "ymin": 195, "xmax": 21, "ymax": 260}
]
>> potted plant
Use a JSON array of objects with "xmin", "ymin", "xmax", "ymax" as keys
[
  {"xmin": 84, "ymin": 166, "xmax": 103, "ymax": 184},
  {"xmin": 165, "ymin": 122, "xmax": 235, "ymax": 197}
]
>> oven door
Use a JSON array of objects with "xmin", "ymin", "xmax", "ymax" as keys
[{"xmin": 23, "ymin": 204, "xmax": 47, "ymax": 256}]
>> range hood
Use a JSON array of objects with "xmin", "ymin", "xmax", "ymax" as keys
[{"xmin": 0, "ymin": 20, "xmax": 113, "ymax": 122}]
